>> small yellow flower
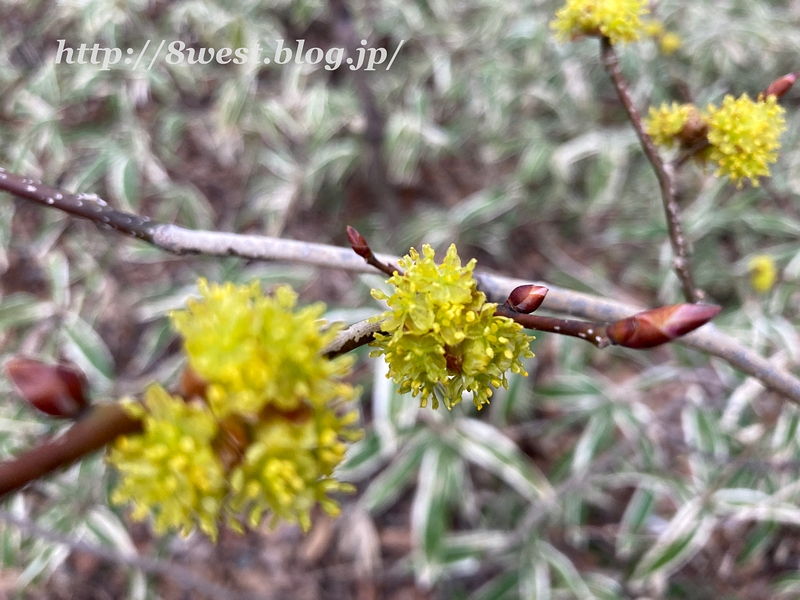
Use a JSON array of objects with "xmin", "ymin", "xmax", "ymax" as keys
[
  {"xmin": 551, "ymin": 0, "xmax": 650, "ymax": 45},
  {"xmin": 659, "ymin": 32, "xmax": 682, "ymax": 55},
  {"xmin": 370, "ymin": 244, "xmax": 534, "ymax": 410},
  {"xmin": 705, "ymin": 94, "xmax": 786, "ymax": 188},
  {"xmin": 107, "ymin": 384, "xmax": 226, "ymax": 539},
  {"xmin": 748, "ymin": 255, "xmax": 778, "ymax": 293},
  {"xmin": 640, "ymin": 20, "xmax": 681, "ymax": 54}
]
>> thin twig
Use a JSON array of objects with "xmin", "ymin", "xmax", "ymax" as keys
[
  {"xmin": 599, "ymin": 38, "xmax": 703, "ymax": 303},
  {"xmin": 0, "ymin": 509, "xmax": 268, "ymax": 600},
  {"xmin": 1, "ymin": 168, "xmax": 799, "ymax": 401},
  {"xmin": 495, "ymin": 305, "xmax": 609, "ymax": 348},
  {"xmin": 476, "ymin": 273, "xmax": 800, "ymax": 402},
  {"xmin": 324, "ymin": 318, "xmax": 383, "ymax": 357},
  {"xmin": 0, "ymin": 404, "xmax": 141, "ymax": 498},
  {"xmin": 346, "ymin": 225, "xmax": 402, "ymax": 277}
]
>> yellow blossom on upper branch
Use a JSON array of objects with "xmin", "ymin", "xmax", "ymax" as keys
[
  {"xmin": 108, "ymin": 280, "xmax": 362, "ymax": 540},
  {"xmin": 640, "ymin": 20, "xmax": 682, "ymax": 54},
  {"xmin": 645, "ymin": 94, "xmax": 787, "ymax": 188},
  {"xmin": 551, "ymin": 0, "xmax": 650, "ymax": 45},
  {"xmin": 705, "ymin": 94, "xmax": 786, "ymax": 188},
  {"xmin": 370, "ymin": 244, "xmax": 534, "ymax": 410}
]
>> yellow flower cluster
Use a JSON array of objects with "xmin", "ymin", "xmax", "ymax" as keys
[
  {"xmin": 706, "ymin": 94, "xmax": 786, "ymax": 188},
  {"xmin": 748, "ymin": 255, "xmax": 778, "ymax": 293},
  {"xmin": 551, "ymin": 0, "xmax": 650, "ymax": 45},
  {"xmin": 370, "ymin": 244, "xmax": 534, "ymax": 410},
  {"xmin": 228, "ymin": 407, "xmax": 360, "ymax": 531},
  {"xmin": 170, "ymin": 280, "xmax": 354, "ymax": 417},
  {"xmin": 645, "ymin": 94, "xmax": 787, "ymax": 187},
  {"xmin": 108, "ymin": 280, "xmax": 361, "ymax": 540},
  {"xmin": 108, "ymin": 384, "xmax": 226, "ymax": 538},
  {"xmin": 644, "ymin": 102, "xmax": 698, "ymax": 148}
]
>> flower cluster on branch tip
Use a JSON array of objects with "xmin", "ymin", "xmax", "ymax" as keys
[
  {"xmin": 107, "ymin": 279, "xmax": 362, "ymax": 540},
  {"xmin": 551, "ymin": 0, "xmax": 649, "ymax": 45},
  {"xmin": 551, "ymin": 0, "xmax": 679, "ymax": 50},
  {"xmin": 645, "ymin": 94, "xmax": 787, "ymax": 188},
  {"xmin": 369, "ymin": 244, "xmax": 534, "ymax": 410}
]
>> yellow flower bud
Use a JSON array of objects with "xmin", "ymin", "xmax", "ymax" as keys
[
  {"xmin": 659, "ymin": 32, "xmax": 682, "ymax": 55},
  {"xmin": 748, "ymin": 255, "xmax": 778, "ymax": 293}
]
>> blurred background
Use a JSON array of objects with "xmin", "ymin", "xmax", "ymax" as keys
[{"xmin": 2, "ymin": 0, "xmax": 800, "ymax": 598}]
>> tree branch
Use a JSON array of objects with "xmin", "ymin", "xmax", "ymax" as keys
[
  {"xmin": 1, "ymin": 168, "xmax": 798, "ymax": 402},
  {"xmin": 0, "ymin": 404, "xmax": 141, "ymax": 498},
  {"xmin": 599, "ymin": 38, "xmax": 703, "ymax": 303}
]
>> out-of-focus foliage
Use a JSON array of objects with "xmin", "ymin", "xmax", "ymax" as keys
[{"xmin": 2, "ymin": 0, "xmax": 800, "ymax": 597}]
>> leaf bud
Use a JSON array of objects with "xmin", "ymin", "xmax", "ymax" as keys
[
  {"xmin": 5, "ymin": 357, "xmax": 89, "ymax": 419},
  {"xmin": 606, "ymin": 304, "xmax": 721, "ymax": 349}
]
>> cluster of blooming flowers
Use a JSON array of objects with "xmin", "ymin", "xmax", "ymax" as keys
[
  {"xmin": 107, "ymin": 280, "xmax": 361, "ymax": 539},
  {"xmin": 645, "ymin": 94, "xmax": 787, "ymax": 187},
  {"xmin": 551, "ymin": 0, "xmax": 681, "ymax": 52},
  {"xmin": 369, "ymin": 244, "xmax": 534, "ymax": 410},
  {"xmin": 107, "ymin": 245, "xmax": 539, "ymax": 537}
]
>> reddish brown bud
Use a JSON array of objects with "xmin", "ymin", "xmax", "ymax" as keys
[
  {"xmin": 606, "ymin": 303, "xmax": 721, "ymax": 349},
  {"xmin": 763, "ymin": 73, "xmax": 798, "ymax": 99},
  {"xmin": 677, "ymin": 108, "xmax": 710, "ymax": 148},
  {"xmin": 504, "ymin": 285, "xmax": 549, "ymax": 314},
  {"xmin": 5, "ymin": 357, "xmax": 89, "ymax": 419},
  {"xmin": 346, "ymin": 225, "xmax": 371, "ymax": 260}
]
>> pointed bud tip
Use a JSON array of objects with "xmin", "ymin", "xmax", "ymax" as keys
[
  {"xmin": 663, "ymin": 303, "xmax": 721, "ymax": 336},
  {"xmin": 346, "ymin": 225, "xmax": 371, "ymax": 259},
  {"xmin": 607, "ymin": 303, "xmax": 720, "ymax": 349},
  {"xmin": 505, "ymin": 284, "xmax": 549, "ymax": 314},
  {"xmin": 5, "ymin": 357, "xmax": 89, "ymax": 418},
  {"xmin": 763, "ymin": 73, "xmax": 798, "ymax": 99}
]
